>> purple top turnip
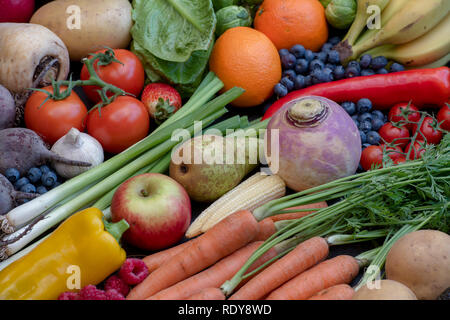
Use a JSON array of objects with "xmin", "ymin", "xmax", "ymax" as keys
[
  {"xmin": 0, "ymin": 173, "xmax": 38, "ymax": 215},
  {"xmin": 265, "ymin": 95, "xmax": 361, "ymax": 192},
  {"xmin": 0, "ymin": 84, "xmax": 15, "ymax": 129},
  {"xmin": 0, "ymin": 128, "xmax": 92, "ymax": 176}
]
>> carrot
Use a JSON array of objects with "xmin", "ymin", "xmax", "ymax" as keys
[
  {"xmin": 142, "ymin": 241, "xmax": 193, "ymax": 273},
  {"xmin": 308, "ymin": 284, "xmax": 355, "ymax": 300},
  {"xmin": 269, "ymin": 202, "xmax": 328, "ymax": 222},
  {"xmin": 126, "ymin": 210, "xmax": 259, "ymax": 300},
  {"xmin": 229, "ymin": 237, "xmax": 329, "ymax": 300},
  {"xmin": 266, "ymin": 255, "xmax": 360, "ymax": 300},
  {"xmin": 255, "ymin": 218, "xmax": 277, "ymax": 241},
  {"xmin": 186, "ymin": 288, "xmax": 225, "ymax": 300}
]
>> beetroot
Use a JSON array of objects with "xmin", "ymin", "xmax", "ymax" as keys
[
  {"xmin": 0, "ymin": 84, "xmax": 15, "ymax": 129},
  {"xmin": 265, "ymin": 96, "xmax": 361, "ymax": 192},
  {"xmin": 0, "ymin": 173, "xmax": 38, "ymax": 215},
  {"xmin": 0, "ymin": 128, "xmax": 91, "ymax": 176}
]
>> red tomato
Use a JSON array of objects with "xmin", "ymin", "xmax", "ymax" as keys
[
  {"xmin": 393, "ymin": 156, "xmax": 407, "ymax": 165},
  {"xmin": 404, "ymin": 141, "xmax": 426, "ymax": 160},
  {"xmin": 81, "ymin": 49, "xmax": 145, "ymax": 103},
  {"xmin": 379, "ymin": 123, "xmax": 410, "ymax": 148},
  {"xmin": 360, "ymin": 146, "xmax": 383, "ymax": 171},
  {"xmin": 388, "ymin": 102, "xmax": 420, "ymax": 129},
  {"xmin": 412, "ymin": 116, "xmax": 443, "ymax": 144},
  {"xmin": 25, "ymin": 86, "xmax": 88, "ymax": 145},
  {"xmin": 380, "ymin": 144, "xmax": 404, "ymax": 162},
  {"xmin": 86, "ymin": 96, "xmax": 149, "ymax": 154},
  {"xmin": 437, "ymin": 104, "xmax": 450, "ymax": 131}
]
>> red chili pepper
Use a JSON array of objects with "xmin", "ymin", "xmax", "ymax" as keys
[{"xmin": 263, "ymin": 67, "xmax": 450, "ymax": 120}]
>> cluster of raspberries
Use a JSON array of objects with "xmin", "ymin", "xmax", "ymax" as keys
[{"xmin": 58, "ymin": 258, "xmax": 149, "ymax": 300}]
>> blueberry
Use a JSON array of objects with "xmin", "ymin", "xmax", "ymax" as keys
[
  {"xmin": 359, "ymin": 120, "xmax": 372, "ymax": 133},
  {"xmin": 333, "ymin": 65, "xmax": 346, "ymax": 80},
  {"xmin": 327, "ymin": 50, "xmax": 340, "ymax": 64},
  {"xmin": 311, "ymin": 69, "xmax": 327, "ymax": 84},
  {"xmin": 362, "ymin": 143, "xmax": 371, "ymax": 150},
  {"xmin": 27, "ymin": 167, "xmax": 42, "ymax": 184},
  {"xmin": 321, "ymin": 43, "xmax": 333, "ymax": 53},
  {"xmin": 359, "ymin": 130, "xmax": 367, "ymax": 143},
  {"xmin": 322, "ymin": 68, "xmax": 334, "ymax": 82},
  {"xmin": 348, "ymin": 61, "xmax": 361, "ymax": 72},
  {"xmin": 341, "ymin": 102, "xmax": 356, "ymax": 115},
  {"xmin": 53, "ymin": 181, "xmax": 61, "ymax": 189},
  {"xmin": 36, "ymin": 186, "xmax": 48, "ymax": 195},
  {"xmin": 357, "ymin": 98, "xmax": 373, "ymax": 113},
  {"xmin": 289, "ymin": 44, "xmax": 305, "ymax": 58},
  {"xmin": 351, "ymin": 114, "xmax": 359, "ymax": 126},
  {"xmin": 377, "ymin": 68, "xmax": 389, "ymax": 75},
  {"xmin": 304, "ymin": 50, "xmax": 315, "ymax": 61},
  {"xmin": 371, "ymin": 118, "xmax": 384, "ymax": 131},
  {"xmin": 5, "ymin": 168, "xmax": 20, "ymax": 183},
  {"xmin": 359, "ymin": 54, "xmax": 372, "ymax": 69},
  {"xmin": 361, "ymin": 69, "xmax": 376, "ymax": 77},
  {"xmin": 329, "ymin": 36, "xmax": 341, "ymax": 45},
  {"xmin": 20, "ymin": 183, "xmax": 36, "ymax": 194},
  {"xmin": 14, "ymin": 177, "xmax": 29, "ymax": 190},
  {"xmin": 371, "ymin": 110, "xmax": 385, "ymax": 120},
  {"xmin": 370, "ymin": 56, "xmax": 388, "ymax": 70},
  {"xmin": 325, "ymin": 63, "xmax": 336, "ymax": 70},
  {"xmin": 293, "ymin": 74, "xmax": 306, "ymax": 90},
  {"xmin": 41, "ymin": 171, "xmax": 58, "ymax": 188},
  {"xmin": 309, "ymin": 59, "xmax": 325, "ymax": 71},
  {"xmin": 40, "ymin": 165, "xmax": 51, "ymax": 174},
  {"xmin": 282, "ymin": 69, "xmax": 297, "ymax": 81},
  {"xmin": 274, "ymin": 83, "xmax": 288, "ymax": 97},
  {"xmin": 358, "ymin": 112, "xmax": 373, "ymax": 123},
  {"xmin": 345, "ymin": 66, "xmax": 360, "ymax": 78},
  {"xmin": 280, "ymin": 76, "xmax": 294, "ymax": 91},
  {"xmin": 367, "ymin": 131, "xmax": 381, "ymax": 145},
  {"xmin": 281, "ymin": 53, "xmax": 296, "ymax": 69},
  {"xmin": 390, "ymin": 62, "xmax": 405, "ymax": 73},
  {"xmin": 294, "ymin": 59, "xmax": 309, "ymax": 74},
  {"xmin": 279, "ymin": 48, "xmax": 289, "ymax": 57},
  {"xmin": 304, "ymin": 75, "xmax": 312, "ymax": 87},
  {"xmin": 316, "ymin": 52, "xmax": 327, "ymax": 62}
]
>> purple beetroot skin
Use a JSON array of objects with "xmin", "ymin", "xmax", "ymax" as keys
[{"xmin": 266, "ymin": 95, "xmax": 361, "ymax": 192}]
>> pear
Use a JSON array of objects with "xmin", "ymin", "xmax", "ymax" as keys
[{"xmin": 169, "ymin": 134, "xmax": 260, "ymax": 202}]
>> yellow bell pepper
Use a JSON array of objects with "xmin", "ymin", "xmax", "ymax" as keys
[{"xmin": 0, "ymin": 207, "xmax": 128, "ymax": 300}]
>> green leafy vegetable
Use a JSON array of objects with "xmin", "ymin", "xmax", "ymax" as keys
[
  {"xmin": 131, "ymin": 0, "xmax": 216, "ymax": 63},
  {"xmin": 215, "ymin": 6, "xmax": 252, "ymax": 37}
]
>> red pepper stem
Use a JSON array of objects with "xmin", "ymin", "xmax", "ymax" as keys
[{"xmin": 103, "ymin": 218, "xmax": 129, "ymax": 244}]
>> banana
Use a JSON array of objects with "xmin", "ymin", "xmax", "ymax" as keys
[
  {"xmin": 343, "ymin": 0, "xmax": 390, "ymax": 46},
  {"xmin": 364, "ymin": 14, "xmax": 450, "ymax": 67},
  {"xmin": 409, "ymin": 53, "xmax": 450, "ymax": 70},
  {"xmin": 347, "ymin": 0, "xmax": 450, "ymax": 60}
]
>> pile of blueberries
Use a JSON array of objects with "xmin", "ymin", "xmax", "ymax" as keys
[
  {"xmin": 274, "ymin": 36, "xmax": 406, "ymax": 97},
  {"xmin": 340, "ymin": 98, "xmax": 387, "ymax": 149},
  {"xmin": 5, "ymin": 165, "xmax": 63, "ymax": 200}
]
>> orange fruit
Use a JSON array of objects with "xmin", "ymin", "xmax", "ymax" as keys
[
  {"xmin": 209, "ymin": 27, "xmax": 281, "ymax": 108},
  {"xmin": 254, "ymin": 0, "xmax": 328, "ymax": 51}
]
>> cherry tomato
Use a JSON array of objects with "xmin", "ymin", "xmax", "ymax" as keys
[
  {"xmin": 437, "ymin": 104, "xmax": 450, "ymax": 131},
  {"xmin": 86, "ymin": 96, "xmax": 149, "ymax": 154},
  {"xmin": 412, "ymin": 116, "xmax": 443, "ymax": 144},
  {"xmin": 360, "ymin": 146, "xmax": 383, "ymax": 171},
  {"xmin": 404, "ymin": 141, "xmax": 426, "ymax": 160},
  {"xmin": 379, "ymin": 122, "xmax": 410, "ymax": 148},
  {"xmin": 81, "ymin": 49, "xmax": 145, "ymax": 103},
  {"xmin": 388, "ymin": 102, "xmax": 420, "ymax": 129},
  {"xmin": 25, "ymin": 86, "xmax": 87, "ymax": 145},
  {"xmin": 380, "ymin": 144, "xmax": 404, "ymax": 162}
]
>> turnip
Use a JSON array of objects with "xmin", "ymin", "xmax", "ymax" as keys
[
  {"xmin": 0, "ymin": 128, "xmax": 91, "ymax": 176},
  {"xmin": 0, "ymin": 174, "xmax": 39, "ymax": 215},
  {"xmin": 0, "ymin": 85, "xmax": 15, "ymax": 129},
  {"xmin": 265, "ymin": 96, "xmax": 361, "ymax": 192}
]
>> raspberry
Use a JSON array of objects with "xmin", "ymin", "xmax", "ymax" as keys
[
  {"xmin": 118, "ymin": 258, "xmax": 149, "ymax": 285},
  {"xmin": 78, "ymin": 285, "xmax": 107, "ymax": 300},
  {"xmin": 104, "ymin": 275, "xmax": 130, "ymax": 296},
  {"xmin": 105, "ymin": 289, "xmax": 125, "ymax": 300},
  {"xmin": 58, "ymin": 291, "xmax": 79, "ymax": 300}
]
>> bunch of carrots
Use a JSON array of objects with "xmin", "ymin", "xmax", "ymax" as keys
[{"xmin": 126, "ymin": 204, "xmax": 365, "ymax": 300}]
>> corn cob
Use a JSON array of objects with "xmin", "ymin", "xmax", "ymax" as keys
[
  {"xmin": 194, "ymin": 174, "xmax": 286, "ymax": 237},
  {"xmin": 185, "ymin": 172, "xmax": 267, "ymax": 238}
]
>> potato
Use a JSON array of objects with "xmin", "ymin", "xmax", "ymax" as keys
[
  {"xmin": 30, "ymin": 0, "xmax": 132, "ymax": 61},
  {"xmin": 353, "ymin": 280, "xmax": 417, "ymax": 300},
  {"xmin": 386, "ymin": 229, "xmax": 450, "ymax": 300}
]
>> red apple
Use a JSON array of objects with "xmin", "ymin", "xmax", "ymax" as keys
[
  {"xmin": 111, "ymin": 173, "xmax": 191, "ymax": 251},
  {"xmin": 0, "ymin": 0, "xmax": 35, "ymax": 23}
]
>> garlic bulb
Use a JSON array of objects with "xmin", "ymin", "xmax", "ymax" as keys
[{"xmin": 51, "ymin": 128, "xmax": 104, "ymax": 178}]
